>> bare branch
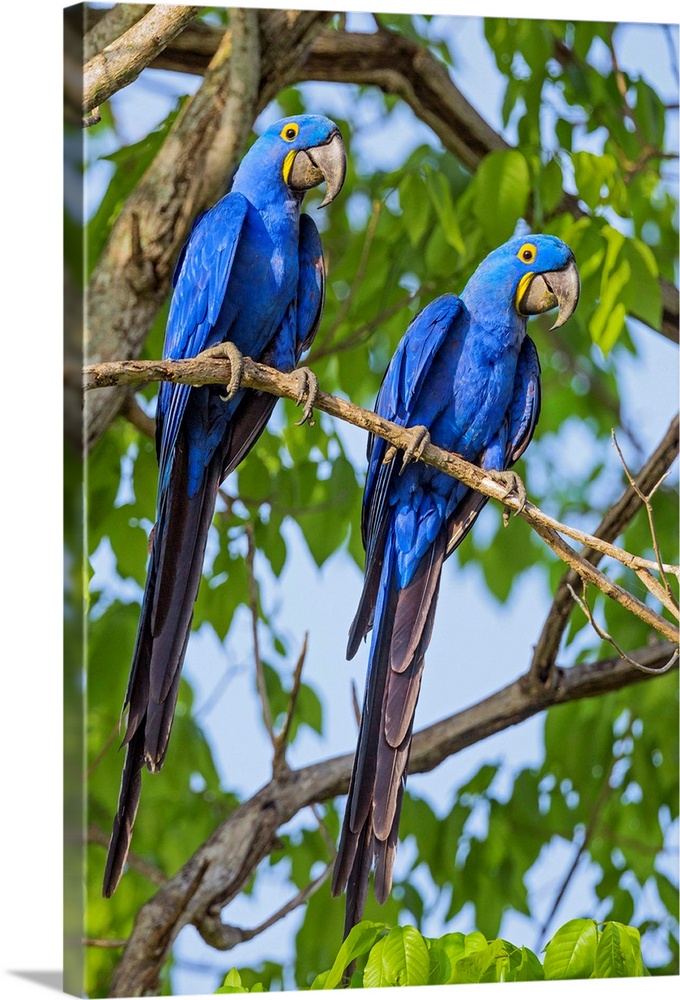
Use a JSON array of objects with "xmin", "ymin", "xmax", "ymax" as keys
[
  {"xmin": 107, "ymin": 640, "xmax": 677, "ymax": 995},
  {"xmin": 198, "ymin": 861, "xmax": 334, "ymax": 952},
  {"xmin": 531, "ymin": 415, "xmax": 680, "ymax": 683},
  {"xmin": 612, "ymin": 430, "xmax": 678, "ymax": 609},
  {"xmin": 273, "ymin": 634, "xmax": 309, "ymax": 777},
  {"xmin": 82, "ymin": 5, "xmax": 201, "ymax": 122},
  {"xmin": 568, "ymin": 583, "xmax": 679, "ymax": 675},
  {"xmin": 85, "ymin": 937, "xmax": 129, "ymax": 950},
  {"xmin": 536, "ymin": 756, "xmax": 616, "ymax": 950},
  {"xmin": 82, "ymin": 353, "xmax": 679, "ymax": 646},
  {"xmin": 83, "ymin": 4, "xmax": 152, "ymax": 63}
]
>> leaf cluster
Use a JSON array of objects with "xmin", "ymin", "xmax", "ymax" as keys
[{"xmin": 218, "ymin": 916, "xmax": 649, "ymax": 990}]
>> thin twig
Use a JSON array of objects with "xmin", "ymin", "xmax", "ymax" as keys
[
  {"xmin": 536, "ymin": 757, "xmax": 616, "ymax": 950},
  {"xmin": 612, "ymin": 430, "xmax": 678, "ymax": 607},
  {"xmin": 530, "ymin": 415, "xmax": 679, "ymax": 684},
  {"xmin": 84, "ymin": 937, "xmax": 128, "ymax": 949},
  {"xmin": 272, "ymin": 633, "xmax": 309, "ymax": 775},
  {"xmin": 530, "ymin": 519, "xmax": 677, "ymax": 645},
  {"xmin": 311, "ymin": 803, "xmax": 340, "ymax": 859},
  {"xmin": 567, "ymin": 583, "xmax": 679, "ymax": 675},
  {"xmin": 245, "ymin": 522, "xmax": 276, "ymax": 748},
  {"xmin": 198, "ymin": 861, "xmax": 335, "ymax": 951},
  {"xmin": 88, "ymin": 824, "xmax": 167, "ymax": 887},
  {"xmin": 351, "ymin": 680, "xmax": 361, "ymax": 728}
]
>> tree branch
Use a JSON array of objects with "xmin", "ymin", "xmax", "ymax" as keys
[
  {"xmin": 82, "ymin": 5, "xmax": 201, "ymax": 122},
  {"xmin": 530, "ymin": 415, "xmax": 679, "ymax": 683},
  {"xmin": 81, "ymin": 353, "xmax": 680, "ymax": 647},
  {"xmin": 107, "ymin": 640, "xmax": 677, "ymax": 996},
  {"xmin": 83, "ymin": 3, "xmax": 152, "ymax": 63}
]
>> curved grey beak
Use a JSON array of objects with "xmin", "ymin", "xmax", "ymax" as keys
[
  {"xmin": 518, "ymin": 256, "xmax": 580, "ymax": 330},
  {"xmin": 288, "ymin": 130, "xmax": 346, "ymax": 207}
]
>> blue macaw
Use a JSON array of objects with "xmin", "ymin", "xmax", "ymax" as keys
[
  {"xmin": 331, "ymin": 234, "xmax": 580, "ymax": 933},
  {"xmin": 103, "ymin": 115, "xmax": 346, "ymax": 897}
]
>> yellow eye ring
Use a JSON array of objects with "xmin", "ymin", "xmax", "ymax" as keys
[
  {"xmin": 280, "ymin": 122, "xmax": 300, "ymax": 142},
  {"xmin": 517, "ymin": 243, "xmax": 537, "ymax": 264}
]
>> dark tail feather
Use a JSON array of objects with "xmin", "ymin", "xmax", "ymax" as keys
[
  {"xmin": 333, "ymin": 530, "xmax": 446, "ymax": 933},
  {"xmin": 102, "ymin": 727, "xmax": 145, "ymax": 897},
  {"xmin": 102, "ymin": 434, "xmax": 224, "ymax": 896}
]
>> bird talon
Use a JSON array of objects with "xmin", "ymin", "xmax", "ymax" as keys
[
  {"xmin": 399, "ymin": 425, "xmax": 431, "ymax": 475},
  {"xmin": 488, "ymin": 469, "xmax": 527, "ymax": 518},
  {"xmin": 294, "ymin": 366, "xmax": 319, "ymax": 426},
  {"xmin": 200, "ymin": 341, "xmax": 244, "ymax": 402}
]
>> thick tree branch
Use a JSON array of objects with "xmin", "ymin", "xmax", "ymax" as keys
[
  {"xmin": 107, "ymin": 639, "xmax": 677, "ymax": 996},
  {"xmin": 81, "ymin": 353, "xmax": 680, "ymax": 646},
  {"xmin": 83, "ymin": 4, "xmax": 152, "ymax": 63},
  {"xmin": 82, "ymin": 5, "xmax": 201, "ymax": 121}
]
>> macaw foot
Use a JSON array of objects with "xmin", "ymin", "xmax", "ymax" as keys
[
  {"xmin": 382, "ymin": 425, "xmax": 431, "ymax": 473},
  {"xmin": 486, "ymin": 469, "xmax": 528, "ymax": 524},
  {"xmin": 293, "ymin": 366, "xmax": 319, "ymax": 426},
  {"xmin": 200, "ymin": 341, "xmax": 244, "ymax": 402}
]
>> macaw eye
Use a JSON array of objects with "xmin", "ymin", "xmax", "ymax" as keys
[
  {"xmin": 517, "ymin": 243, "xmax": 537, "ymax": 264},
  {"xmin": 281, "ymin": 123, "xmax": 300, "ymax": 142}
]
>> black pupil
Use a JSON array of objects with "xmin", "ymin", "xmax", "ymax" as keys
[
  {"xmin": 286, "ymin": 129, "xmax": 296, "ymax": 139},
  {"xmin": 523, "ymin": 249, "xmax": 533, "ymax": 260}
]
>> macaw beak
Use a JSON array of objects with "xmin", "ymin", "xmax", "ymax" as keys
[
  {"xmin": 518, "ymin": 256, "xmax": 580, "ymax": 330},
  {"xmin": 287, "ymin": 130, "xmax": 346, "ymax": 207}
]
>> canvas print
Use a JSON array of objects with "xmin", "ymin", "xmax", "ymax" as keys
[{"xmin": 65, "ymin": 3, "xmax": 679, "ymax": 996}]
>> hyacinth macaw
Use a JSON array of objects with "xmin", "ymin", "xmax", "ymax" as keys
[
  {"xmin": 103, "ymin": 115, "xmax": 346, "ymax": 897},
  {"xmin": 331, "ymin": 234, "xmax": 580, "ymax": 934}
]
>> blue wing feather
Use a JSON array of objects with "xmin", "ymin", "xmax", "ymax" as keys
[
  {"xmin": 506, "ymin": 334, "xmax": 541, "ymax": 464},
  {"xmin": 296, "ymin": 214, "xmax": 325, "ymax": 354},
  {"xmin": 347, "ymin": 295, "xmax": 464, "ymax": 657},
  {"xmin": 155, "ymin": 193, "xmax": 249, "ymax": 494}
]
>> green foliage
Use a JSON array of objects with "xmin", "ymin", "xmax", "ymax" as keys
[{"xmin": 218, "ymin": 917, "xmax": 650, "ymax": 989}]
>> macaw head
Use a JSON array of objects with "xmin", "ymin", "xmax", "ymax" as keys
[
  {"xmin": 465, "ymin": 233, "xmax": 580, "ymax": 331},
  {"xmin": 236, "ymin": 115, "xmax": 346, "ymax": 208}
]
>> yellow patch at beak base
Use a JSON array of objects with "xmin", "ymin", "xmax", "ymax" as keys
[
  {"xmin": 515, "ymin": 271, "xmax": 535, "ymax": 312},
  {"xmin": 282, "ymin": 150, "xmax": 297, "ymax": 184}
]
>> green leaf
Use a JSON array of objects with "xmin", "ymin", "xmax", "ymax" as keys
[
  {"xmin": 320, "ymin": 922, "xmax": 387, "ymax": 990},
  {"xmin": 593, "ymin": 922, "xmax": 644, "ymax": 978},
  {"xmin": 472, "ymin": 150, "xmax": 531, "ymax": 242},
  {"xmin": 543, "ymin": 918, "xmax": 598, "ymax": 979},
  {"xmin": 572, "ymin": 151, "xmax": 617, "ymax": 211},
  {"xmin": 399, "ymin": 173, "xmax": 431, "ymax": 246},
  {"xmin": 216, "ymin": 968, "xmax": 247, "ymax": 993},
  {"xmin": 426, "ymin": 168, "xmax": 465, "ymax": 253},
  {"xmin": 363, "ymin": 925, "xmax": 430, "ymax": 988},
  {"xmin": 538, "ymin": 157, "xmax": 565, "ymax": 216}
]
